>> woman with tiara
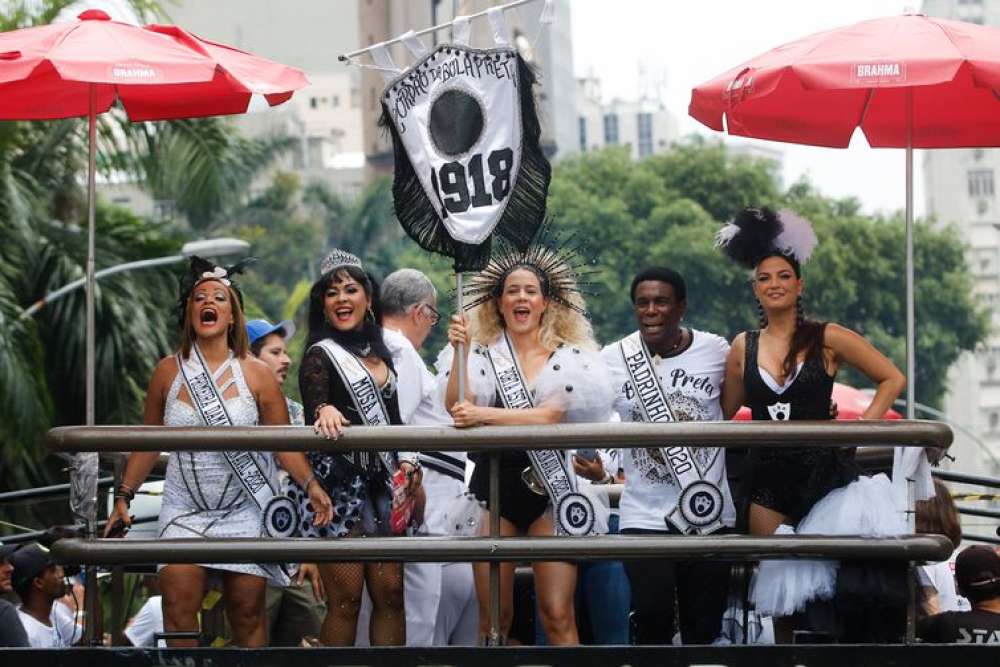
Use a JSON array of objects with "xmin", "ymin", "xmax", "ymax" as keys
[
  {"xmin": 104, "ymin": 257, "xmax": 334, "ymax": 647},
  {"xmin": 291, "ymin": 249, "xmax": 423, "ymax": 646},
  {"xmin": 717, "ymin": 207, "xmax": 919, "ymax": 642},
  {"xmin": 442, "ymin": 226, "xmax": 613, "ymax": 645}
]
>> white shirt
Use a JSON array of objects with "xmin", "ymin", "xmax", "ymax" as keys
[
  {"xmin": 124, "ymin": 596, "xmax": 164, "ymax": 647},
  {"xmin": 920, "ymin": 561, "xmax": 962, "ymax": 613},
  {"xmin": 383, "ymin": 327, "xmax": 452, "ymax": 426},
  {"xmin": 17, "ymin": 603, "xmax": 78, "ymax": 648},
  {"xmin": 601, "ymin": 329, "xmax": 736, "ymax": 531}
]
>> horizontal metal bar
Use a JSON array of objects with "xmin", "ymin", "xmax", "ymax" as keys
[
  {"xmin": 933, "ymin": 469, "xmax": 1000, "ymax": 489},
  {"xmin": 1, "ymin": 645, "xmax": 999, "ymax": 667},
  {"xmin": 50, "ymin": 534, "xmax": 953, "ymax": 566},
  {"xmin": 962, "ymin": 533, "xmax": 1000, "ymax": 545},
  {"xmin": 957, "ymin": 505, "xmax": 1000, "ymax": 520},
  {"xmin": 0, "ymin": 477, "xmax": 115, "ymax": 503},
  {"xmin": 47, "ymin": 420, "xmax": 952, "ymax": 453},
  {"xmin": 0, "ymin": 517, "xmax": 159, "ymax": 546}
]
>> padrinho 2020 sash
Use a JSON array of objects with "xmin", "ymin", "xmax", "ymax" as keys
[
  {"xmin": 312, "ymin": 339, "xmax": 397, "ymax": 475},
  {"xmin": 618, "ymin": 331, "xmax": 724, "ymax": 535},
  {"xmin": 176, "ymin": 344, "xmax": 299, "ymax": 538},
  {"xmin": 486, "ymin": 332, "xmax": 595, "ymax": 536}
]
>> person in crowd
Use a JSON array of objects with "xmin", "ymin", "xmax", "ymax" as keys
[
  {"xmin": 444, "ymin": 229, "xmax": 614, "ymax": 645},
  {"xmin": 10, "ymin": 543, "xmax": 78, "ymax": 647},
  {"xmin": 355, "ymin": 268, "xmax": 477, "ymax": 647},
  {"xmin": 600, "ymin": 266, "xmax": 736, "ymax": 644},
  {"xmin": 293, "ymin": 249, "xmax": 422, "ymax": 646},
  {"xmin": 105, "ymin": 257, "xmax": 333, "ymax": 648},
  {"xmin": 916, "ymin": 479, "xmax": 963, "ymax": 616},
  {"xmin": 919, "ymin": 545, "xmax": 1000, "ymax": 643},
  {"xmin": 245, "ymin": 318, "xmax": 327, "ymax": 646},
  {"xmin": 124, "ymin": 576, "xmax": 164, "ymax": 647},
  {"xmin": 718, "ymin": 207, "xmax": 908, "ymax": 643},
  {"xmin": 0, "ymin": 541, "xmax": 28, "ymax": 647}
]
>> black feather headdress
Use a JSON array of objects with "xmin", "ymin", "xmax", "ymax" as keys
[
  {"xmin": 176, "ymin": 255, "xmax": 254, "ymax": 329},
  {"xmin": 462, "ymin": 220, "xmax": 596, "ymax": 315},
  {"xmin": 716, "ymin": 207, "xmax": 818, "ymax": 270}
]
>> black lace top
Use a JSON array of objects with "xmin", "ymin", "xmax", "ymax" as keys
[
  {"xmin": 744, "ymin": 328, "xmax": 834, "ymax": 421},
  {"xmin": 299, "ymin": 343, "xmax": 402, "ymax": 477},
  {"xmin": 741, "ymin": 328, "xmax": 860, "ymax": 522}
]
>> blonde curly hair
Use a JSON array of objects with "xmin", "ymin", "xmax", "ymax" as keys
[{"xmin": 468, "ymin": 267, "xmax": 597, "ymax": 351}]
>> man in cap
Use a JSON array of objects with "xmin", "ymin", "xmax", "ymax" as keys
[
  {"xmin": 10, "ymin": 543, "xmax": 78, "ymax": 647},
  {"xmin": 919, "ymin": 545, "xmax": 1000, "ymax": 644},
  {"xmin": 246, "ymin": 318, "xmax": 326, "ymax": 646},
  {"xmin": 0, "ymin": 540, "xmax": 28, "ymax": 647}
]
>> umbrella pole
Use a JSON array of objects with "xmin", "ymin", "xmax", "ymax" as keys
[
  {"xmin": 905, "ymin": 90, "xmax": 915, "ymax": 420},
  {"xmin": 83, "ymin": 83, "xmax": 100, "ymax": 646}
]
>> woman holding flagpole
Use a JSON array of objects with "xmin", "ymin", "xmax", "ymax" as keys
[
  {"xmin": 443, "ymin": 229, "xmax": 613, "ymax": 645},
  {"xmin": 104, "ymin": 257, "xmax": 334, "ymax": 647},
  {"xmin": 294, "ymin": 249, "xmax": 423, "ymax": 647}
]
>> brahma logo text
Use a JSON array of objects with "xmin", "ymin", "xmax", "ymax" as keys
[
  {"xmin": 111, "ymin": 65, "xmax": 157, "ymax": 79},
  {"xmin": 853, "ymin": 62, "xmax": 905, "ymax": 83}
]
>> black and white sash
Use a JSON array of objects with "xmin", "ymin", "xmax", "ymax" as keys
[
  {"xmin": 176, "ymin": 344, "xmax": 298, "ymax": 538},
  {"xmin": 486, "ymin": 332, "xmax": 595, "ymax": 536},
  {"xmin": 618, "ymin": 331, "xmax": 724, "ymax": 535},
  {"xmin": 312, "ymin": 339, "xmax": 397, "ymax": 475}
]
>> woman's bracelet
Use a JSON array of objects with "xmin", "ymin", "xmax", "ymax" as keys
[
  {"xmin": 313, "ymin": 403, "xmax": 330, "ymax": 421},
  {"xmin": 115, "ymin": 483, "xmax": 136, "ymax": 504},
  {"xmin": 300, "ymin": 473, "xmax": 316, "ymax": 491}
]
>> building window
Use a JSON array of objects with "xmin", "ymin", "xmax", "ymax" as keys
[
  {"xmin": 636, "ymin": 112, "xmax": 653, "ymax": 157},
  {"xmin": 603, "ymin": 113, "xmax": 619, "ymax": 145},
  {"xmin": 332, "ymin": 95, "xmax": 340, "ymax": 107},
  {"xmin": 968, "ymin": 169, "xmax": 994, "ymax": 198},
  {"xmin": 578, "ymin": 117, "xmax": 587, "ymax": 152},
  {"xmin": 310, "ymin": 97, "xmax": 318, "ymax": 109}
]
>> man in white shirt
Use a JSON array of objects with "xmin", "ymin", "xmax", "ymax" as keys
[
  {"xmin": 600, "ymin": 267, "xmax": 736, "ymax": 645},
  {"xmin": 355, "ymin": 268, "xmax": 477, "ymax": 646},
  {"xmin": 10, "ymin": 543, "xmax": 79, "ymax": 647},
  {"xmin": 124, "ymin": 595, "xmax": 164, "ymax": 647}
]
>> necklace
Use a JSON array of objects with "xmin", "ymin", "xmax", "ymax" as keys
[{"xmin": 652, "ymin": 328, "xmax": 685, "ymax": 360}]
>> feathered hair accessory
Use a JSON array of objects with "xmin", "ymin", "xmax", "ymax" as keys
[
  {"xmin": 462, "ymin": 220, "xmax": 596, "ymax": 315},
  {"xmin": 176, "ymin": 255, "xmax": 253, "ymax": 329},
  {"xmin": 715, "ymin": 207, "xmax": 818, "ymax": 271}
]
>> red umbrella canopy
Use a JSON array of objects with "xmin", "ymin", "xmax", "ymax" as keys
[
  {"xmin": 689, "ymin": 13, "xmax": 1000, "ymax": 148},
  {"xmin": 732, "ymin": 383, "xmax": 902, "ymax": 421},
  {"xmin": 0, "ymin": 9, "xmax": 307, "ymax": 121}
]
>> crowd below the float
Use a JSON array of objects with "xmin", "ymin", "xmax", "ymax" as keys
[{"xmin": 3, "ymin": 207, "xmax": 1000, "ymax": 649}]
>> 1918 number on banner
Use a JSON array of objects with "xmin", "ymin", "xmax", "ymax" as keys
[{"xmin": 432, "ymin": 148, "xmax": 513, "ymax": 216}]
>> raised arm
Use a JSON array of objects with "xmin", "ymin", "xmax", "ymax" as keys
[
  {"xmin": 825, "ymin": 323, "xmax": 905, "ymax": 420},
  {"xmin": 721, "ymin": 333, "xmax": 747, "ymax": 420},
  {"xmin": 444, "ymin": 313, "xmax": 475, "ymax": 409}
]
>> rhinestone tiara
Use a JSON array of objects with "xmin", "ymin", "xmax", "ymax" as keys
[{"xmin": 320, "ymin": 248, "xmax": 363, "ymax": 276}]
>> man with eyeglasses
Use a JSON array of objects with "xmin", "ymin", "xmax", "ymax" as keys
[{"xmin": 355, "ymin": 268, "xmax": 477, "ymax": 647}]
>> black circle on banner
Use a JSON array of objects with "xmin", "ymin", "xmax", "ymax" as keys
[{"xmin": 430, "ymin": 88, "xmax": 484, "ymax": 157}]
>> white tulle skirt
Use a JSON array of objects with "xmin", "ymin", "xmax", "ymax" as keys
[{"xmin": 751, "ymin": 473, "xmax": 907, "ymax": 617}]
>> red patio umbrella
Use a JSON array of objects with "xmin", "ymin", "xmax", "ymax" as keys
[
  {"xmin": 0, "ymin": 11, "xmax": 308, "ymax": 640},
  {"xmin": 732, "ymin": 383, "xmax": 903, "ymax": 421},
  {"xmin": 689, "ymin": 12, "xmax": 1000, "ymax": 420},
  {"xmin": 0, "ymin": 8, "xmax": 308, "ymax": 426}
]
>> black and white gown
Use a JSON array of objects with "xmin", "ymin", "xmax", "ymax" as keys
[{"xmin": 742, "ymin": 330, "xmax": 906, "ymax": 618}]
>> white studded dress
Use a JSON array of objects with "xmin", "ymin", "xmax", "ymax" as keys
[{"xmin": 158, "ymin": 353, "xmax": 288, "ymax": 585}]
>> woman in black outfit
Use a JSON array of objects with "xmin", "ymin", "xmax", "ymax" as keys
[
  {"xmin": 719, "ymin": 208, "xmax": 907, "ymax": 642},
  {"xmin": 292, "ymin": 248, "xmax": 421, "ymax": 646}
]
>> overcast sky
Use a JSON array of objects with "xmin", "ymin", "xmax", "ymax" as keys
[{"xmin": 571, "ymin": 0, "xmax": 924, "ymax": 217}]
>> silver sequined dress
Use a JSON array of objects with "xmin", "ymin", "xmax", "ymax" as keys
[{"xmin": 158, "ymin": 353, "xmax": 288, "ymax": 585}]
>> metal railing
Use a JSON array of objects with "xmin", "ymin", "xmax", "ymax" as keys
[{"xmin": 45, "ymin": 420, "xmax": 952, "ymax": 647}]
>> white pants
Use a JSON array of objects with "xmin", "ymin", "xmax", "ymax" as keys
[{"xmin": 355, "ymin": 468, "xmax": 477, "ymax": 646}]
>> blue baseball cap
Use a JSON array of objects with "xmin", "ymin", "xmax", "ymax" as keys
[{"xmin": 246, "ymin": 319, "xmax": 296, "ymax": 347}]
